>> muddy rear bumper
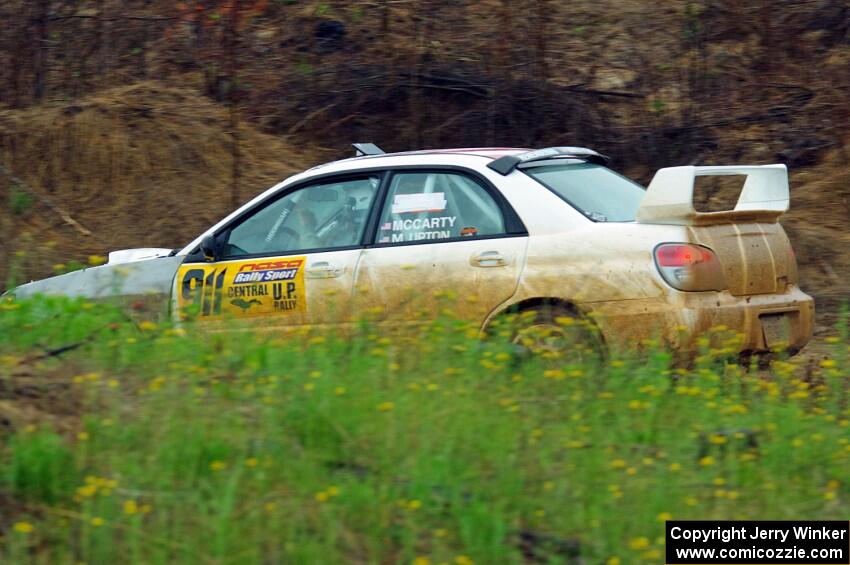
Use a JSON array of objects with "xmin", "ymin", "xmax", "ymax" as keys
[{"xmin": 588, "ymin": 285, "xmax": 815, "ymax": 355}]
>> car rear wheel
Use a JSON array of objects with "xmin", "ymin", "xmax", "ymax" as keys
[{"xmin": 508, "ymin": 304, "xmax": 606, "ymax": 366}]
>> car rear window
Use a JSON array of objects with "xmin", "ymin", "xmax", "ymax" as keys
[{"xmin": 523, "ymin": 161, "xmax": 646, "ymax": 222}]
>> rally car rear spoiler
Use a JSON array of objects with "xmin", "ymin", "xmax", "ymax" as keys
[{"xmin": 636, "ymin": 164, "xmax": 789, "ymax": 226}]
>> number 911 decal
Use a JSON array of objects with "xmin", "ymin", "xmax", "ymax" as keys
[{"xmin": 176, "ymin": 257, "xmax": 306, "ymax": 317}]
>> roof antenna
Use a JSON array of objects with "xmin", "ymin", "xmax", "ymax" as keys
[{"xmin": 352, "ymin": 143, "xmax": 385, "ymax": 157}]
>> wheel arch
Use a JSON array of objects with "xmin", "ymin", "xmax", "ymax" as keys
[
  {"xmin": 483, "ymin": 295, "xmax": 610, "ymax": 359},
  {"xmin": 482, "ymin": 296, "xmax": 586, "ymax": 335}
]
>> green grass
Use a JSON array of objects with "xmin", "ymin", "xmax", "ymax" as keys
[{"xmin": 0, "ymin": 295, "xmax": 848, "ymax": 564}]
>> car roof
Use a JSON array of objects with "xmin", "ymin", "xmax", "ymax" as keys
[
  {"xmin": 307, "ymin": 147, "xmax": 532, "ymax": 172},
  {"xmin": 376, "ymin": 147, "xmax": 530, "ymax": 159}
]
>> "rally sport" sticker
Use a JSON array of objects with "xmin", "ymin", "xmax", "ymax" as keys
[{"xmin": 176, "ymin": 257, "xmax": 306, "ymax": 317}]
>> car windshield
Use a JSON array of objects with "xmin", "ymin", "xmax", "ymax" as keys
[{"xmin": 523, "ymin": 161, "xmax": 646, "ymax": 222}]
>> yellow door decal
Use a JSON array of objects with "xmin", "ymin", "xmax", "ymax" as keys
[{"xmin": 176, "ymin": 257, "xmax": 306, "ymax": 318}]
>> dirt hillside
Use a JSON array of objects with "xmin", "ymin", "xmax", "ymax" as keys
[{"xmin": 0, "ymin": 82, "xmax": 323, "ymax": 284}]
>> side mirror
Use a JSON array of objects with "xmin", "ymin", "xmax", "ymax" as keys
[{"xmin": 200, "ymin": 235, "xmax": 217, "ymax": 262}]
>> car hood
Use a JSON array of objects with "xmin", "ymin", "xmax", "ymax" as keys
[
  {"xmin": 107, "ymin": 247, "xmax": 174, "ymax": 265},
  {"xmin": 10, "ymin": 255, "xmax": 185, "ymax": 307}
]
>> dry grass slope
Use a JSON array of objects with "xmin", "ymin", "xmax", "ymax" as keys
[{"xmin": 0, "ymin": 81, "xmax": 322, "ymax": 285}]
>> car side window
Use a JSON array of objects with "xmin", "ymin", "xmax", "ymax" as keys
[
  {"xmin": 375, "ymin": 172, "xmax": 506, "ymax": 244},
  {"xmin": 224, "ymin": 176, "xmax": 380, "ymax": 257}
]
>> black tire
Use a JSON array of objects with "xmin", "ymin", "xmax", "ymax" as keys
[{"xmin": 507, "ymin": 304, "xmax": 606, "ymax": 365}]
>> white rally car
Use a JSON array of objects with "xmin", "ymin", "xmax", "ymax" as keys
[{"xmin": 11, "ymin": 145, "xmax": 814, "ymax": 357}]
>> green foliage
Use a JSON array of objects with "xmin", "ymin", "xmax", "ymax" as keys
[
  {"xmin": 4, "ymin": 430, "xmax": 75, "ymax": 505},
  {"xmin": 0, "ymin": 295, "xmax": 847, "ymax": 564},
  {"xmin": 314, "ymin": 3, "xmax": 331, "ymax": 17},
  {"xmin": 295, "ymin": 59, "xmax": 314, "ymax": 76},
  {"xmin": 7, "ymin": 187, "xmax": 33, "ymax": 216}
]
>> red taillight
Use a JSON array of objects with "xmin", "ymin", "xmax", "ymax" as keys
[
  {"xmin": 656, "ymin": 244, "xmax": 702, "ymax": 267},
  {"xmin": 654, "ymin": 243, "xmax": 727, "ymax": 292}
]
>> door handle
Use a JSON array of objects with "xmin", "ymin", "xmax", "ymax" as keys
[
  {"xmin": 305, "ymin": 261, "xmax": 344, "ymax": 278},
  {"xmin": 470, "ymin": 250, "xmax": 507, "ymax": 267}
]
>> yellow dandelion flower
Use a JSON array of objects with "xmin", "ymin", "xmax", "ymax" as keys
[
  {"xmin": 698, "ymin": 456, "xmax": 715, "ymax": 466},
  {"xmin": 413, "ymin": 558, "xmax": 432, "ymax": 565},
  {"xmin": 377, "ymin": 401, "xmax": 395, "ymax": 412},
  {"xmin": 209, "ymin": 460, "xmax": 227, "ymax": 472},
  {"xmin": 245, "ymin": 457, "xmax": 259, "ymax": 468},
  {"xmin": 610, "ymin": 459, "xmax": 627, "ymax": 469},
  {"xmin": 407, "ymin": 499, "xmax": 422, "ymax": 510},
  {"xmin": 629, "ymin": 537, "xmax": 650, "ymax": 550},
  {"xmin": 434, "ymin": 528, "xmax": 448, "ymax": 538},
  {"xmin": 327, "ymin": 486, "xmax": 340, "ymax": 496},
  {"xmin": 77, "ymin": 432, "xmax": 89, "ymax": 441},
  {"xmin": 76, "ymin": 484, "xmax": 97, "ymax": 498},
  {"xmin": 315, "ymin": 491, "xmax": 329, "ymax": 502},
  {"xmin": 454, "ymin": 556, "xmax": 474, "ymax": 565},
  {"xmin": 123, "ymin": 500, "xmax": 138, "ymax": 515},
  {"xmin": 657, "ymin": 512, "xmax": 673, "ymax": 522},
  {"xmin": 90, "ymin": 517, "xmax": 105, "ymax": 527},
  {"xmin": 13, "ymin": 521, "xmax": 34, "ymax": 534},
  {"xmin": 669, "ymin": 462, "xmax": 682, "ymax": 472},
  {"xmin": 606, "ymin": 557, "xmax": 621, "ymax": 565}
]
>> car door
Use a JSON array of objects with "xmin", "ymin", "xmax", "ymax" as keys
[
  {"xmin": 174, "ymin": 174, "xmax": 382, "ymax": 328},
  {"xmin": 353, "ymin": 169, "xmax": 528, "ymax": 325}
]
